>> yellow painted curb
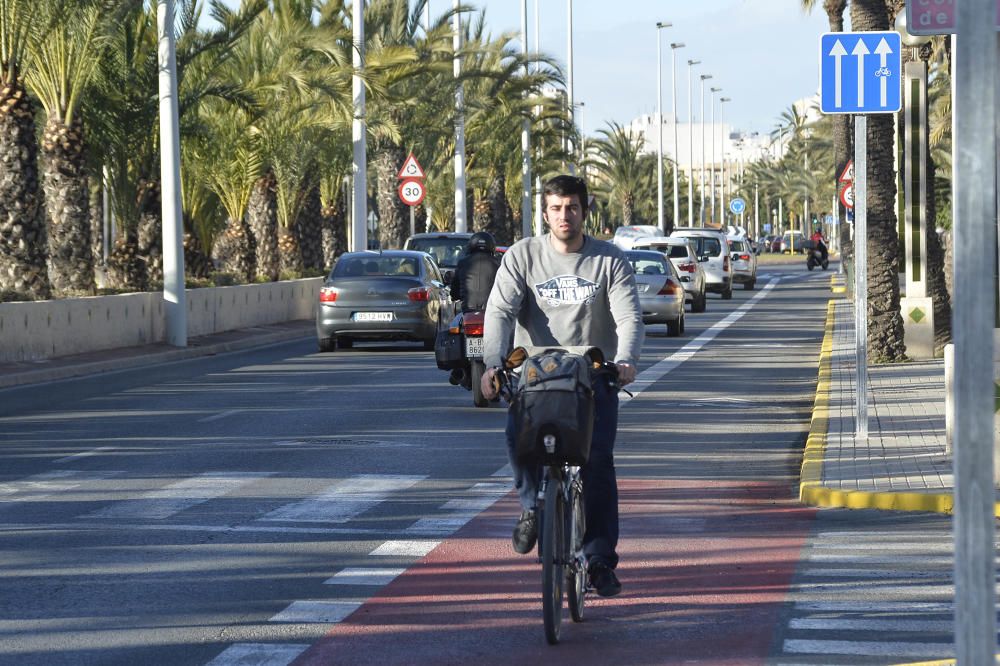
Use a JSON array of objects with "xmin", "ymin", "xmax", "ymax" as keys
[
  {"xmin": 797, "ymin": 300, "xmax": 1000, "ymax": 517},
  {"xmin": 891, "ymin": 659, "xmax": 1000, "ymax": 666},
  {"xmin": 829, "ymin": 273, "xmax": 846, "ymax": 294}
]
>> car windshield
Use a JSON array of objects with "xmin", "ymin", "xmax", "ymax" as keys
[
  {"xmin": 332, "ymin": 256, "xmax": 420, "ymax": 278},
  {"xmin": 683, "ymin": 237, "xmax": 722, "ymax": 257},
  {"xmin": 406, "ymin": 238, "xmax": 466, "ymax": 268},
  {"xmin": 627, "ymin": 255, "xmax": 672, "ymax": 277}
]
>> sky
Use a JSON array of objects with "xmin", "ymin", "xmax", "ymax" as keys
[{"xmin": 214, "ymin": 1, "xmax": 836, "ymax": 138}]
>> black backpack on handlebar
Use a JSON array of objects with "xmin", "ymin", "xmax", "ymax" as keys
[{"xmin": 511, "ymin": 348, "xmax": 602, "ymax": 466}]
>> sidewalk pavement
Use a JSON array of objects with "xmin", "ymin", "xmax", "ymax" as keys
[
  {"xmin": 799, "ymin": 278, "xmax": 997, "ymax": 516},
  {"xmin": 0, "ymin": 319, "xmax": 314, "ymax": 390}
]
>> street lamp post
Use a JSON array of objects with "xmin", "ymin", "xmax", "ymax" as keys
[
  {"xmin": 655, "ymin": 22, "xmax": 672, "ymax": 234},
  {"xmin": 670, "ymin": 42, "xmax": 684, "ymax": 233},
  {"xmin": 719, "ymin": 96, "xmax": 731, "ymax": 226},
  {"xmin": 567, "ymin": 0, "xmax": 575, "ymax": 175},
  {"xmin": 699, "ymin": 74, "xmax": 712, "ymax": 227},
  {"xmin": 709, "ymin": 86, "xmax": 721, "ymax": 225},
  {"xmin": 687, "ymin": 59, "xmax": 700, "ymax": 227},
  {"xmin": 520, "ymin": 0, "xmax": 531, "ymax": 239},
  {"xmin": 453, "ymin": 0, "xmax": 467, "ymax": 232},
  {"xmin": 352, "ymin": 0, "xmax": 367, "ymax": 250}
]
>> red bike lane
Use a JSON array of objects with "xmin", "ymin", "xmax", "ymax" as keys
[{"xmin": 293, "ymin": 477, "xmax": 816, "ymax": 665}]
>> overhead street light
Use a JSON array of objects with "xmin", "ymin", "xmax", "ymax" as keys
[
  {"xmin": 686, "ymin": 59, "xmax": 700, "ymax": 227},
  {"xmin": 655, "ymin": 21, "xmax": 672, "ymax": 234},
  {"xmin": 670, "ymin": 42, "xmax": 685, "ymax": 232}
]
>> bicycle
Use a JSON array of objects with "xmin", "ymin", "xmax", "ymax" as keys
[{"xmin": 496, "ymin": 358, "xmax": 620, "ymax": 645}]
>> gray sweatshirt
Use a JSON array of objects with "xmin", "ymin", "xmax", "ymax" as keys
[{"xmin": 483, "ymin": 234, "xmax": 644, "ymax": 369}]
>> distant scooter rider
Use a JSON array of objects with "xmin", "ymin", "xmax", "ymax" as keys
[
  {"xmin": 810, "ymin": 228, "xmax": 828, "ymax": 263},
  {"xmin": 448, "ymin": 231, "xmax": 501, "ymax": 386},
  {"xmin": 450, "ymin": 231, "xmax": 501, "ymax": 312}
]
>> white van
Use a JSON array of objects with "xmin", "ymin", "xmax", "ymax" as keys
[
  {"xmin": 630, "ymin": 236, "xmax": 708, "ymax": 312},
  {"xmin": 669, "ymin": 227, "xmax": 733, "ymax": 300},
  {"xmin": 612, "ymin": 225, "xmax": 660, "ymax": 250}
]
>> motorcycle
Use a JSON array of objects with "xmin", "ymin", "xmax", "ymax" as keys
[
  {"xmin": 806, "ymin": 243, "xmax": 829, "ymax": 271},
  {"xmin": 435, "ymin": 310, "xmax": 490, "ymax": 407}
]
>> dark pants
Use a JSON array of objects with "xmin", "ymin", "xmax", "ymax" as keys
[{"xmin": 505, "ymin": 377, "xmax": 620, "ymax": 569}]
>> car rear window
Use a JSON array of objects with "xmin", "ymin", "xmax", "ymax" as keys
[
  {"xmin": 667, "ymin": 245, "xmax": 690, "ymax": 259},
  {"xmin": 333, "ymin": 256, "xmax": 421, "ymax": 278},
  {"xmin": 627, "ymin": 256, "xmax": 673, "ymax": 277},
  {"xmin": 684, "ymin": 237, "xmax": 722, "ymax": 257},
  {"xmin": 730, "ymin": 240, "xmax": 746, "ymax": 252},
  {"xmin": 405, "ymin": 239, "xmax": 466, "ymax": 268}
]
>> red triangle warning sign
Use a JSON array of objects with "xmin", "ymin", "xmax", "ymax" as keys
[{"xmin": 397, "ymin": 154, "xmax": 425, "ymax": 180}]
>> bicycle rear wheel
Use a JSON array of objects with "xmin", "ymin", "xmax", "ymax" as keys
[
  {"xmin": 541, "ymin": 478, "xmax": 564, "ymax": 645},
  {"xmin": 566, "ymin": 482, "xmax": 586, "ymax": 623}
]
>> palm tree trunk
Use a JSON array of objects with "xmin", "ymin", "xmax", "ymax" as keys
[
  {"xmin": 136, "ymin": 179, "xmax": 162, "ymax": 287},
  {"xmin": 248, "ymin": 169, "xmax": 279, "ymax": 281},
  {"xmin": 375, "ymin": 145, "xmax": 408, "ymax": 249},
  {"xmin": 0, "ymin": 77, "xmax": 50, "ymax": 300},
  {"xmin": 320, "ymin": 192, "xmax": 347, "ymax": 270},
  {"xmin": 852, "ymin": 0, "xmax": 906, "ymax": 362},
  {"xmin": 211, "ymin": 216, "xmax": 255, "ymax": 282},
  {"xmin": 42, "ymin": 116, "xmax": 94, "ymax": 295},
  {"xmin": 622, "ymin": 192, "xmax": 635, "ymax": 227},
  {"xmin": 298, "ymin": 184, "xmax": 324, "ymax": 271}
]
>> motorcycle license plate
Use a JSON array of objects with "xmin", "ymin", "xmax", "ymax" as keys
[{"xmin": 465, "ymin": 336, "xmax": 484, "ymax": 358}]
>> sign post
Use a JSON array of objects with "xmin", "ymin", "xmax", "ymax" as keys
[
  {"xmin": 397, "ymin": 154, "xmax": 426, "ymax": 236},
  {"xmin": 820, "ymin": 30, "xmax": 901, "ymax": 444}
]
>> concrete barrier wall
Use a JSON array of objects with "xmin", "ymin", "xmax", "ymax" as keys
[{"xmin": 0, "ymin": 278, "xmax": 322, "ymax": 362}]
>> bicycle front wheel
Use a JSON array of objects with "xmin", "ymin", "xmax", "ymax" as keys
[
  {"xmin": 541, "ymin": 478, "xmax": 564, "ymax": 645},
  {"xmin": 566, "ymin": 482, "xmax": 586, "ymax": 623}
]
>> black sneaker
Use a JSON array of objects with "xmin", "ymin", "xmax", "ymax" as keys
[
  {"xmin": 512, "ymin": 510, "xmax": 538, "ymax": 554},
  {"xmin": 588, "ymin": 563, "xmax": 622, "ymax": 597}
]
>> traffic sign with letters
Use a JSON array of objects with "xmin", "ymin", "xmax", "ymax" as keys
[
  {"xmin": 397, "ymin": 154, "xmax": 426, "ymax": 180},
  {"xmin": 840, "ymin": 183, "xmax": 855, "ymax": 209},
  {"xmin": 905, "ymin": 0, "xmax": 1000, "ymax": 35},
  {"xmin": 729, "ymin": 197, "xmax": 746, "ymax": 215},
  {"xmin": 839, "ymin": 159, "xmax": 854, "ymax": 183},
  {"xmin": 820, "ymin": 31, "xmax": 901, "ymax": 114},
  {"xmin": 398, "ymin": 178, "xmax": 426, "ymax": 207}
]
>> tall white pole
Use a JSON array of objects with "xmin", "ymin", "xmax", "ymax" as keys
[
  {"xmin": 671, "ymin": 43, "xmax": 683, "ymax": 232},
  {"xmin": 453, "ymin": 0, "xmax": 467, "ymax": 232},
  {"xmin": 953, "ymin": 2, "xmax": 998, "ymax": 661},
  {"xmin": 854, "ymin": 116, "xmax": 868, "ymax": 444},
  {"xmin": 699, "ymin": 74, "xmax": 711, "ymax": 226},
  {"xmin": 656, "ymin": 26, "xmax": 664, "ymax": 233},
  {"xmin": 351, "ymin": 0, "xmax": 367, "ymax": 251},
  {"xmin": 520, "ymin": 0, "xmax": 532, "ymax": 239},
  {"xmin": 156, "ymin": 0, "xmax": 186, "ymax": 347},
  {"xmin": 534, "ymin": 0, "xmax": 543, "ymax": 236},
  {"xmin": 719, "ymin": 97, "xmax": 730, "ymax": 226},
  {"xmin": 424, "ymin": 0, "xmax": 430, "ymax": 32},
  {"xmin": 687, "ymin": 59, "xmax": 699, "ymax": 228},
  {"xmin": 710, "ymin": 87, "xmax": 720, "ymax": 225},
  {"xmin": 566, "ymin": 0, "xmax": 574, "ymax": 175}
]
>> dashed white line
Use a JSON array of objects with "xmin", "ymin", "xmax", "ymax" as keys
[
  {"xmin": 269, "ymin": 600, "xmax": 362, "ymax": 624},
  {"xmin": 198, "ymin": 409, "xmax": 244, "ymax": 423},
  {"xmin": 789, "ymin": 617, "xmax": 954, "ymax": 632},
  {"xmin": 783, "ymin": 639, "xmax": 954, "ymax": 658},
  {"xmin": 369, "ymin": 540, "xmax": 440, "ymax": 557},
  {"xmin": 260, "ymin": 474, "xmax": 425, "ymax": 524},
  {"xmin": 84, "ymin": 472, "xmax": 271, "ymax": 520},
  {"xmin": 53, "ymin": 446, "xmax": 115, "ymax": 464},
  {"xmin": 205, "ymin": 643, "xmax": 309, "ymax": 666},
  {"xmin": 324, "ymin": 568, "xmax": 406, "ymax": 586}
]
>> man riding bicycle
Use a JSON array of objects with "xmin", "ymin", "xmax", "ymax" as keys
[{"xmin": 480, "ymin": 175, "xmax": 643, "ymax": 597}]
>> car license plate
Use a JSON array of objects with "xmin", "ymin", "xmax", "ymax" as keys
[
  {"xmin": 638, "ymin": 284, "xmax": 650, "ymax": 293},
  {"xmin": 465, "ymin": 336, "xmax": 484, "ymax": 358},
  {"xmin": 353, "ymin": 312, "xmax": 393, "ymax": 322}
]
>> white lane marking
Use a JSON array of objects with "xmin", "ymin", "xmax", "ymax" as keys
[
  {"xmin": 807, "ymin": 553, "xmax": 957, "ymax": 566},
  {"xmin": 812, "ymin": 531, "xmax": 958, "ymax": 541},
  {"xmin": 802, "ymin": 568, "xmax": 955, "ymax": 579},
  {"xmin": 260, "ymin": 474, "xmax": 425, "ymax": 523},
  {"xmin": 783, "ymin": 639, "xmax": 953, "ymax": 658},
  {"xmin": 269, "ymin": 600, "xmax": 362, "ymax": 624},
  {"xmin": 795, "ymin": 601, "xmax": 956, "ymax": 612},
  {"xmin": 404, "ymin": 515, "xmax": 474, "ymax": 535},
  {"xmin": 369, "ymin": 540, "xmax": 440, "ymax": 557},
  {"xmin": 468, "ymin": 481, "xmax": 508, "ymax": 494},
  {"xmin": 0, "ymin": 521, "xmax": 398, "ymax": 536},
  {"xmin": 440, "ymin": 497, "xmax": 502, "ymax": 512},
  {"xmin": 83, "ymin": 472, "xmax": 271, "ymax": 520},
  {"xmin": 0, "ymin": 471, "xmax": 120, "ymax": 502},
  {"xmin": 205, "ymin": 643, "xmax": 309, "ymax": 666},
  {"xmin": 53, "ymin": 447, "xmax": 115, "ymax": 464},
  {"xmin": 789, "ymin": 617, "xmax": 954, "ymax": 632},
  {"xmin": 324, "ymin": 568, "xmax": 406, "ymax": 586},
  {"xmin": 491, "ymin": 464, "xmax": 512, "ymax": 477},
  {"xmin": 622, "ymin": 278, "xmax": 779, "ymax": 404},
  {"xmin": 198, "ymin": 409, "xmax": 244, "ymax": 423}
]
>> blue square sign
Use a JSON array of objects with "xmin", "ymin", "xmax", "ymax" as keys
[{"xmin": 820, "ymin": 31, "xmax": 901, "ymax": 114}]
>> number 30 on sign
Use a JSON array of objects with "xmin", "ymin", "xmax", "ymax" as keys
[{"xmin": 398, "ymin": 178, "xmax": 426, "ymax": 207}]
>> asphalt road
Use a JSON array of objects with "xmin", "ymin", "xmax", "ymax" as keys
[{"xmin": 0, "ymin": 263, "xmax": 962, "ymax": 665}]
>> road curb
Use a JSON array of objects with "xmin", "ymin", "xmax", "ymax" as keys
[
  {"xmin": 797, "ymin": 300, "xmax": 999, "ymax": 516},
  {"xmin": 0, "ymin": 326, "xmax": 312, "ymax": 390}
]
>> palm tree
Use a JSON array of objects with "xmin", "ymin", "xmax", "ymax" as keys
[
  {"xmin": 0, "ymin": 0, "xmax": 52, "ymax": 300},
  {"xmin": 851, "ymin": 0, "xmax": 905, "ymax": 362},
  {"xmin": 590, "ymin": 121, "xmax": 652, "ymax": 227}
]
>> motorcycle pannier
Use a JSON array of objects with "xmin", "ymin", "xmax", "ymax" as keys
[
  {"xmin": 512, "ymin": 349, "xmax": 595, "ymax": 466},
  {"xmin": 434, "ymin": 330, "xmax": 464, "ymax": 370}
]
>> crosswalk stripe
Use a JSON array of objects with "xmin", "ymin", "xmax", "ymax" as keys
[
  {"xmin": 802, "ymin": 568, "xmax": 955, "ymax": 579},
  {"xmin": 783, "ymin": 639, "xmax": 954, "ymax": 658},
  {"xmin": 404, "ymin": 515, "xmax": 473, "ymax": 535},
  {"xmin": 794, "ymin": 601, "xmax": 956, "ymax": 613},
  {"xmin": 369, "ymin": 540, "xmax": 440, "ymax": 557},
  {"xmin": 269, "ymin": 600, "xmax": 362, "ymax": 624},
  {"xmin": 811, "ymin": 542, "xmax": 957, "ymax": 551},
  {"xmin": 260, "ymin": 474, "xmax": 425, "ymax": 523},
  {"xmin": 205, "ymin": 643, "xmax": 309, "ymax": 666},
  {"xmin": 0, "ymin": 470, "xmax": 120, "ymax": 502},
  {"xmin": 324, "ymin": 568, "xmax": 406, "ymax": 586},
  {"xmin": 84, "ymin": 472, "xmax": 272, "ymax": 520},
  {"xmin": 807, "ymin": 553, "xmax": 956, "ymax": 565},
  {"xmin": 789, "ymin": 618, "xmax": 954, "ymax": 632}
]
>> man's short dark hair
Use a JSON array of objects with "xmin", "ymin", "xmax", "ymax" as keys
[{"xmin": 543, "ymin": 175, "xmax": 589, "ymax": 211}]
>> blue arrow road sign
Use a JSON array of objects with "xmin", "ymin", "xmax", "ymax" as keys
[
  {"xmin": 729, "ymin": 198, "xmax": 746, "ymax": 215},
  {"xmin": 820, "ymin": 31, "xmax": 901, "ymax": 114}
]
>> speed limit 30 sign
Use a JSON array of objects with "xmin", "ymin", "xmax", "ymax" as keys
[{"xmin": 398, "ymin": 178, "xmax": 426, "ymax": 207}]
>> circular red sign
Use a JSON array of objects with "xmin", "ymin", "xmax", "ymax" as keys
[
  {"xmin": 398, "ymin": 178, "xmax": 426, "ymax": 207},
  {"xmin": 840, "ymin": 183, "xmax": 854, "ymax": 209}
]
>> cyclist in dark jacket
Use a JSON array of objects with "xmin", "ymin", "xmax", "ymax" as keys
[{"xmin": 450, "ymin": 231, "xmax": 501, "ymax": 313}]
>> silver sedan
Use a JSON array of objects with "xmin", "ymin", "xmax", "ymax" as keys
[
  {"xmin": 315, "ymin": 250, "xmax": 454, "ymax": 352},
  {"xmin": 625, "ymin": 250, "xmax": 685, "ymax": 337}
]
